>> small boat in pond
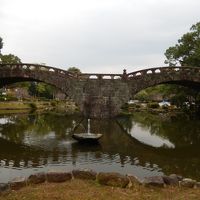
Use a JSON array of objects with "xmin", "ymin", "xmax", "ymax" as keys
[
  {"xmin": 72, "ymin": 133, "xmax": 103, "ymax": 143},
  {"xmin": 72, "ymin": 119, "xmax": 103, "ymax": 143}
]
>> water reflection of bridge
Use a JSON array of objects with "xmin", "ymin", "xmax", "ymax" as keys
[{"xmin": 1, "ymin": 113, "xmax": 200, "ymax": 178}]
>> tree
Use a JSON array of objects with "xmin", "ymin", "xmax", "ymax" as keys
[
  {"xmin": 28, "ymin": 82, "xmax": 56, "ymax": 99},
  {"xmin": 165, "ymin": 22, "xmax": 200, "ymax": 67},
  {"xmin": 0, "ymin": 54, "xmax": 21, "ymax": 64},
  {"xmin": 67, "ymin": 67, "xmax": 81, "ymax": 74},
  {"xmin": 0, "ymin": 37, "xmax": 3, "ymax": 54}
]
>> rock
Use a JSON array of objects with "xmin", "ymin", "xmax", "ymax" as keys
[
  {"xmin": 169, "ymin": 174, "xmax": 183, "ymax": 181},
  {"xmin": 97, "ymin": 172, "xmax": 129, "ymax": 188},
  {"xmin": 72, "ymin": 169, "xmax": 97, "ymax": 180},
  {"xmin": 0, "ymin": 183, "xmax": 9, "ymax": 192},
  {"xmin": 163, "ymin": 174, "xmax": 179, "ymax": 186},
  {"xmin": 143, "ymin": 176, "xmax": 165, "ymax": 187},
  {"xmin": 28, "ymin": 172, "xmax": 46, "ymax": 184},
  {"xmin": 180, "ymin": 178, "xmax": 196, "ymax": 188},
  {"xmin": 195, "ymin": 182, "xmax": 200, "ymax": 188},
  {"xmin": 46, "ymin": 171, "xmax": 72, "ymax": 183},
  {"xmin": 9, "ymin": 177, "xmax": 26, "ymax": 190},
  {"xmin": 126, "ymin": 174, "xmax": 142, "ymax": 188}
]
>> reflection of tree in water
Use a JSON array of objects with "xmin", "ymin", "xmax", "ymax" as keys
[
  {"xmin": 0, "ymin": 113, "xmax": 80, "ymax": 142},
  {"xmin": 123, "ymin": 112, "xmax": 200, "ymax": 148},
  {"xmin": 115, "ymin": 116, "xmax": 133, "ymax": 133},
  {"xmin": 0, "ymin": 113, "xmax": 81, "ymax": 168},
  {"xmin": 116, "ymin": 113, "xmax": 200, "ymax": 179},
  {"xmin": 1, "ymin": 113, "xmax": 200, "ymax": 179}
]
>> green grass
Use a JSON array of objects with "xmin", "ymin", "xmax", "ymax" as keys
[
  {"xmin": 0, "ymin": 102, "xmax": 30, "ymax": 110},
  {"xmin": 1, "ymin": 179, "xmax": 200, "ymax": 200}
]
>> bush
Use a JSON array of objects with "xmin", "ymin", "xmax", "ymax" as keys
[
  {"xmin": 0, "ymin": 95, "xmax": 18, "ymax": 101},
  {"xmin": 147, "ymin": 102, "xmax": 159, "ymax": 109},
  {"xmin": 121, "ymin": 103, "xmax": 129, "ymax": 110},
  {"xmin": 135, "ymin": 104, "xmax": 141, "ymax": 109},
  {"xmin": 162, "ymin": 105, "xmax": 169, "ymax": 110},
  {"xmin": 51, "ymin": 100, "xmax": 58, "ymax": 107},
  {"xmin": 29, "ymin": 102, "xmax": 37, "ymax": 111}
]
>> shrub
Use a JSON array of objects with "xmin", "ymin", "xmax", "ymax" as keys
[
  {"xmin": 51, "ymin": 100, "xmax": 58, "ymax": 107},
  {"xmin": 29, "ymin": 102, "xmax": 37, "ymax": 111},
  {"xmin": 135, "ymin": 104, "xmax": 141, "ymax": 109},
  {"xmin": 147, "ymin": 102, "xmax": 159, "ymax": 109},
  {"xmin": 162, "ymin": 105, "xmax": 169, "ymax": 110}
]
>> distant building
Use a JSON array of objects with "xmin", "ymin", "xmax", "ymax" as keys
[
  {"xmin": 159, "ymin": 100, "xmax": 171, "ymax": 107},
  {"xmin": 14, "ymin": 88, "xmax": 30, "ymax": 100},
  {"xmin": 54, "ymin": 92, "xmax": 66, "ymax": 100}
]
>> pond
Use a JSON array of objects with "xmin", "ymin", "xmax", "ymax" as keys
[{"xmin": 0, "ymin": 112, "xmax": 200, "ymax": 183}]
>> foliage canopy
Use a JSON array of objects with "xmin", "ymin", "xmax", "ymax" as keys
[
  {"xmin": 0, "ymin": 37, "xmax": 3, "ymax": 53},
  {"xmin": 67, "ymin": 67, "xmax": 81, "ymax": 74},
  {"xmin": 165, "ymin": 22, "xmax": 200, "ymax": 67},
  {"xmin": 0, "ymin": 54, "xmax": 21, "ymax": 64}
]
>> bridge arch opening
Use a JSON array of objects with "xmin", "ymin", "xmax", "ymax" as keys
[
  {"xmin": 0, "ymin": 80, "xmax": 66, "ymax": 100},
  {"xmin": 0, "ymin": 79, "xmax": 80, "ymax": 114},
  {"xmin": 0, "ymin": 65, "xmax": 81, "ymax": 113},
  {"xmin": 130, "ymin": 82, "xmax": 200, "ymax": 111}
]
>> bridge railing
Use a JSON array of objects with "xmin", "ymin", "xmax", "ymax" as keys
[
  {"xmin": 0, "ymin": 64, "xmax": 124, "ymax": 80},
  {"xmin": 127, "ymin": 66, "xmax": 200, "ymax": 79},
  {"xmin": 1, "ymin": 64, "xmax": 199, "ymax": 80},
  {"xmin": 78, "ymin": 73, "xmax": 123, "ymax": 80},
  {"xmin": 0, "ymin": 63, "xmax": 76, "ymax": 78}
]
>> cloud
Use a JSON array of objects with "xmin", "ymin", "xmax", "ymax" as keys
[{"xmin": 0, "ymin": 0, "xmax": 200, "ymax": 73}]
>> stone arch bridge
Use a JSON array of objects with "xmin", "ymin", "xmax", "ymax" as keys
[{"xmin": 0, "ymin": 63, "xmax": 200, "ymax": 118}]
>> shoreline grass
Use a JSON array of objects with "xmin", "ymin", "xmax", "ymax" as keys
[{"xmin": 1, "ymin": 179, "xmax": 200, "ymax": 200}]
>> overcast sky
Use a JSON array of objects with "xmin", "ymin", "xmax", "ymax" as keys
[{"xmin": 0, "ymin": 0, "xmax": 200, "ymax": 73}]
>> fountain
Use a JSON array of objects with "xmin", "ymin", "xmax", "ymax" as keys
[{"xmin": 72, "ymin": 119, "xmax": 103, "ymax": 143}]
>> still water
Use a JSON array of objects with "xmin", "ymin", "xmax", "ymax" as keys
[{"xmin": 0, "ymin": 112, "xmax": 200, "ymax": 183}]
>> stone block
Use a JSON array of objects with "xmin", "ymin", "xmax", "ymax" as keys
[
  {"xmin": 195, "ymin": 182, "xmax": 200, "ymax": 188},
  {"xmin": 143, "ymin": 176, "xmax": 165, "ymax": 187},
  {"xmin": 97, "ymin": 172, "xmax": 129, "ymax": 188},
  {"xmin": 126, "ymin": 174, "xmax": 142, "ymax": 188},
  {"xmin": 72, "ymin": 169, "xmax": 97, "ymax": 180},
  {"xmin": 28, "ymin": 172, "xmax": 46, "ymax": 184},
  {"xmin": 9, "ymin": 177, "xmax": 26, "ymax": 190},
  {"xmin": 46, "ymin": 171, "xmax": 72, "ymax": 183},
  {"xmin": 180, "ymin": 178, "xmax": 196, "ymax": 188},
  {"xmin": 0, "ymin": 183, "xmax": 9, "ymax": 192},
  {"xmin": 163, "ymin": 174, "xmax": 179, "ymax": 186}
]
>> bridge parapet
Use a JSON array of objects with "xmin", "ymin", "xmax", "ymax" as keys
[
  {"xmin": 127, "ymin": 66, "xmax": 200, "ymax": 79},
  {"xmin": 78, "ymin": 73, "xmax": 123, "ymax": 80},
  {"xmin": 0, "ymin": 63, "xmax": 76, "ymax": 78}
]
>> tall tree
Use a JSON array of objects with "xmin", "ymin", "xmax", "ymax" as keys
[
  {"xmin": 163, "ymin": 22, "xmax": 200, "ymax": 109},
  {"xmin": 0, "ymin": 54, "xmax": 21, "ymax": 64},
  {"xmin": 0, "ymin": 37, "xmax": 3, "ymax": 54},
  {"xmin": 28, "ymin": 82, "xmax": 55, "ymax": 99},
  {"xmin": 165, "ymin": 22, "xmax": 200, "ymax": 67},
  {"xmin": 67, "ymin": 67, "xmax": 81, "ymax": 74}
]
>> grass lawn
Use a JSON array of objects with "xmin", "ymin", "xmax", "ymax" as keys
[{"xmin": 1, "ymin": 179, "xmax": 200, "ymax": 200}]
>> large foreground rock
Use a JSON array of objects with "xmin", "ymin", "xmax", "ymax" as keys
[
  {"xmin": 195, "ymin": 182, "xmax": 200, "ymax": 188},
  {"xmin": 97, "ymin": 172, "xmax": 129, "ymax": 188},
  {"xmin": 180, "ymin": 178, "xmax": 196, "ymax": 188},
  {"xmin": 72, "ymin": 169, "xmax": 97, "ymax": 180},
  {"xmin": 0, "ymin": 183, "xmax": 9, "ymax": 192},
  {"xmin": 47, "ymin": 171, "xmax": 72, "ymax": 183},
  {"xmin": 126, "ymin": 174, "xmax": 142, "ymax": 188},
  {"xmin": 9, "ymin": 177, "xmax": 26, "ymax": 190},
  {"xmin": 163, "ymin": 174, "xmax": 181, "ymax": 186},
  {"xmin": 28, "ymin": 172, "xmax": 46, "ymax": 184},
  {"xmin": 143, "ymin": 176, "xmax": 165, "ymax": 187}
]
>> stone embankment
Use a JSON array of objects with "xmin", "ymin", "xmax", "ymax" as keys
[{"xmin": 0, "ymin": 169, "xmax": 200, "ymax": 193}]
